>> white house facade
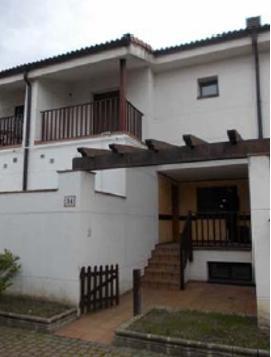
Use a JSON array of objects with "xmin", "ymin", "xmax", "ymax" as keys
[{"xmin": 0, "ymin": 17, "xmax": 269, "ymax": 328}]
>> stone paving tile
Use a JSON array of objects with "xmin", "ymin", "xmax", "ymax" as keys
[
  {"xmin": 56, "ymin": 282, "xmax": 257, "ymax": 344},
  {"xmin": 0, "ymin": 326, "xmax": 165, "ymax": 356}
]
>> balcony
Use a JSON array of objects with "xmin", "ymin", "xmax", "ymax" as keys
[
  {"xmin": 0, "ymin": 115, "xmax": 24, "ymax": 147},
  {"xmin": 39, "ymin": 98, "xmax": 143, "ymax": 143}
]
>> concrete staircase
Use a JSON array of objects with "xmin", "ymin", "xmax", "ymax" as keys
[{"xmin": 142, "ymin": 243, "xmax": 181, "ymax": 289}]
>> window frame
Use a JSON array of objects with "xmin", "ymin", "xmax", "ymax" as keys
[{"xmin": 197, "ymin": 76, "xmax": 219, "ymax": 99}]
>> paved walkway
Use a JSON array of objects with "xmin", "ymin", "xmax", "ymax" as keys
[
  {"xmin": 0, "ymin": 326, "xmax": 165, "ymax": 356},
  {"xmin": 56, "ymin": 282, "xmax": 256, "ymax": 344}
]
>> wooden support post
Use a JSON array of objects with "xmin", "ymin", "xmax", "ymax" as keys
[
  {"xmin": 119, "ymin": 58, "xmax": 127, "ymax": 131},
  {"xmin": 133, "ymin": 269, "xmax": 141, "ymax": 316}
]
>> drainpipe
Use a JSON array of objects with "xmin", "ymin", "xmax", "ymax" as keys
[
  {"xmin": 23, "ymin": 72, "xmax": 32, "ymax": 191},
  {"xmin": 247, "ymin": 17, "xmax": 263, "ymax": 139}
]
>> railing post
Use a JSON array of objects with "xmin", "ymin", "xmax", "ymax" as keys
[
  {"xmin": 119, "ymin": 58, "xmax": 127, "ymax": 131},
  {"xmin": 133, "ymin": 269, "xmax": 142, "ymax": 316},
  {"xmin": 188, "ymin": 211, "xmax": 193, "ymax": 262}
]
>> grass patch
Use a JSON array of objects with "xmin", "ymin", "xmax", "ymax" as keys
[
  {"xmin": 0, "ymin": 294, "xmax": 73, "ymax": 318},
  {"xmin": 129, "ymin": 309, "xmax": 269, "ymax": 351}
]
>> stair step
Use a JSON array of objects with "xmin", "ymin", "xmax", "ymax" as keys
[
  {"xmin": 155, "ymin": 243, "xmax": 179, "ymax": 252},
  {"xmin": 148, "ymin": 255, "xmax": 179, "ymax": 264},
  {"xmin": 152, "ymin": 250, "xmax": 179, "ymax": 258},
  {"xmin": 142, "ymin": 243, "xmax": 183, "ymax": 290},
  {"xmin": 144, "ymin": 266, "xmax": 179, "ymax": 275},
  {"xmin": 148, "ymin": 261, "xmax": 180, "ymax": 269}
]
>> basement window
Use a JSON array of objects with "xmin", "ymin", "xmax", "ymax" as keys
[
  {"xmin": 198, "ymin": 76, "xmax": 219, "ymax": 99},
  {"xmin": 208, "ymin": 262, "xmax": 253, "ymax": 285}
]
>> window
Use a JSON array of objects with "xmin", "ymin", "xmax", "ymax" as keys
[
  {"xmin": 208, "ymin": 262, "xmax": 253, "ymax": 285},
  {"xmin": 198, "ymin": 76, "xmax": 219, "ymax": 98}
]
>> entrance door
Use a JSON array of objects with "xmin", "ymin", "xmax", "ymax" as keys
[
  {"xmin": 197, "ymin": 186, "xmax": 239, "ymax": 213},
  {"xmin": 197, "ymin": 186, "xmax": 239, "ymax": 241},
  {"xmin": 14, "ymin": 105, "xmax": 24, "ymax": 118},
  {"xmin": 14, "ymin": 105, "xmax": 24, "ymax": 143},
  {"xmin": 93, "ymin": 91, "xmax": 119, "ymax": 134}
]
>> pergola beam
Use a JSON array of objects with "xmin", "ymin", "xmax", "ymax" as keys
[
  {"xmin": 145, "ymin": 139, "xmax": 178, "ymax": 152},
  {"xmin": 73, "ymin": 138, "xmax": 269, "ymax": 171},
  {"xmin": 183, "ymin": 134, "xmax": 207, "ymax": 148},
  {"xmin": 109, "ymin": 144, "xmax": 147, "ymax": 155},
  {"xmin": 77, "ymin": 147, "xmax": 110, "ymax": 158},
  {"xmin": 227, "ymin": 129, "xmax": 243, "ymax": 145}
]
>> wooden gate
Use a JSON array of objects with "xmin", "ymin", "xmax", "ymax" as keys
[{"xmin": 79, "ymin": 265, "xmax": 119, "ymax": 314}]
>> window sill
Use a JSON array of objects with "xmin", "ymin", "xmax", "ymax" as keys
[{"xmin": 197, "ymin": 94, "xmax": 219, "ymax": 99}]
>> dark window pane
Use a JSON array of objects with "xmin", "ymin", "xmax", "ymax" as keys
[
  {"xmin": 201, "ymin": 82, "xmax": 218, "ymax": 96},
  {"xmin": 198, "ymin": 77, "xmax": 219, "ymax": 98}
]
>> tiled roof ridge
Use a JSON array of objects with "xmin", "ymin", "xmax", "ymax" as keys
[
  {"xmin": 0, "ymin": 24, "xmax": 269, "ymax": 78},
  {"xmin": 154, "ymin": 24, "xmax": 270, "ymax": 56}
]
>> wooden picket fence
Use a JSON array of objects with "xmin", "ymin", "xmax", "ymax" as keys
[{"xmin": 79, "ymin": 264, "xmax": 119, "ymax": 314}]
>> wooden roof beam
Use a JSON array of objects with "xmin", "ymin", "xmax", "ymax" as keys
[
  {"xmin": 109, "ymin": 144, "xmax": 147, "ymax": 155},
  {"xmin": 183, "ymin": 134, "xmax": 207, "ymax": 149},
  {"xmin": 145, "ymin": 139, "xmax": 178, "ymax": 152},
  {"xmin": 227, "ymin": 130, "xmax": 243, "ymax": 145},
  {"xmin": 77, "ymin": 147, "xmax": 111, "ymax": 158},
  {"xmin": 73, "ymin": 138, "xmax": 269, "ymax": 171}
]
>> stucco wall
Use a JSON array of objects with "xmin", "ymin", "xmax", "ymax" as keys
[
  {"xmin": 0, "ymin": 147, "xmax": 24, "ymax": 191},
  {"xmin": 127, "ymin": 67, "xmax": 154, "ymax": 139},
  {"xmin": 0, "ymin": 168, "xmax": 158, "ymax": 305},
  {"xmin": 248, "ymin": 155, "xmax": 270, "ymax": 329},
  {"xmin": 186, "ymin": 249, "xmax": 252, "ymax": 282},
  {"xmin": 152, "ymin": 51, "xmax": 270, "ymax": 144},
  {"xmin": 0, "ymin": 134, "xmax": 142, "ymax": 195},
  {"xmin": 0, "ymin": 87, "xmax": 25, "ymax": 118}
]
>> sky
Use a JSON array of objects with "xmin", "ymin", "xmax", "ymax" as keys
[{"xmin": 0, "ymin": 0, "xmax": 270, "ymax": 71}]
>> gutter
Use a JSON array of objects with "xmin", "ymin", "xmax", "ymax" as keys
[
  {"xmin": 250, "ymin": 29, "xmax": 263, "ymax": 139},
  {"xmin": 22, "ymin": 72, "xmax": 32, "ymax": 191}
]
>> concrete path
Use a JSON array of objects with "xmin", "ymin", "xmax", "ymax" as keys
[{"xmin": 56, "ymin": 282, "xmax": 256, "ymax": 344}]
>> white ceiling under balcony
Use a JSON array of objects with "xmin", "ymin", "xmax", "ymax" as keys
[
  {"xmin": 159, "ymin": 160, "xmax": 248, "ymax": 182},
  {"xmin": 36, "ymin": 55, "xmax": 147, "ymax": 83}
]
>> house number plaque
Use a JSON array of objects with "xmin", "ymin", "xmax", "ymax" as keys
[{"xmin": 64, "ymin": 195, "xmax": 76, "ymax": 207}]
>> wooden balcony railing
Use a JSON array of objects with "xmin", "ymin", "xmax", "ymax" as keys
[
  {"xmin": 0, "ymin": 115, "xmax": 24, "ymax": 146},
  {"xmin": 189, "ymin": 211, "xmax": 251, "ymax": 248},
  {"xmin": 40, "ymin": 98, "xmax": 143, "ymax": 142}
]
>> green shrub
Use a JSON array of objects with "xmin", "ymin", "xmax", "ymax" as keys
[{"xmin": 0, "ymin": 249, "xmax": 21, "ymax": 295}]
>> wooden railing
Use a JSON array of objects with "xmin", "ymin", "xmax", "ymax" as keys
[
  {"xmin": 179, "ymin": 211, "xmax": 251, "ymax": 290},
  {"xmin": 0, "ymin": 115, "xmax": 24, "ymax": 146},
  {"xmin": 190, "ymin": 211, "xmax": 251, "ymax": 248},
  {"xmin": 126, "ymin": 101, "xmax": 142, "ymax": 140},
  {"xmin": 179, "ymin": 212, "xmax": 193, "ymax": 290},
  {"xmin": 40, "ymin": 98, "xmax": 143, "ymax": 142}
]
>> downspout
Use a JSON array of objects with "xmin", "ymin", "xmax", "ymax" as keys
[
  {"xmin": 23, "ymin": 72, "xmax": 32, "ymax": 191},
  {"xmin": 247, "ymin": 17, "xmax": 263, "ymax": 139}
]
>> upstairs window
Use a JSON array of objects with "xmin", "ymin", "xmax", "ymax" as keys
[{"xmin": 198, "ymin": 76, "xmax": 219, "ymax": 98}]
